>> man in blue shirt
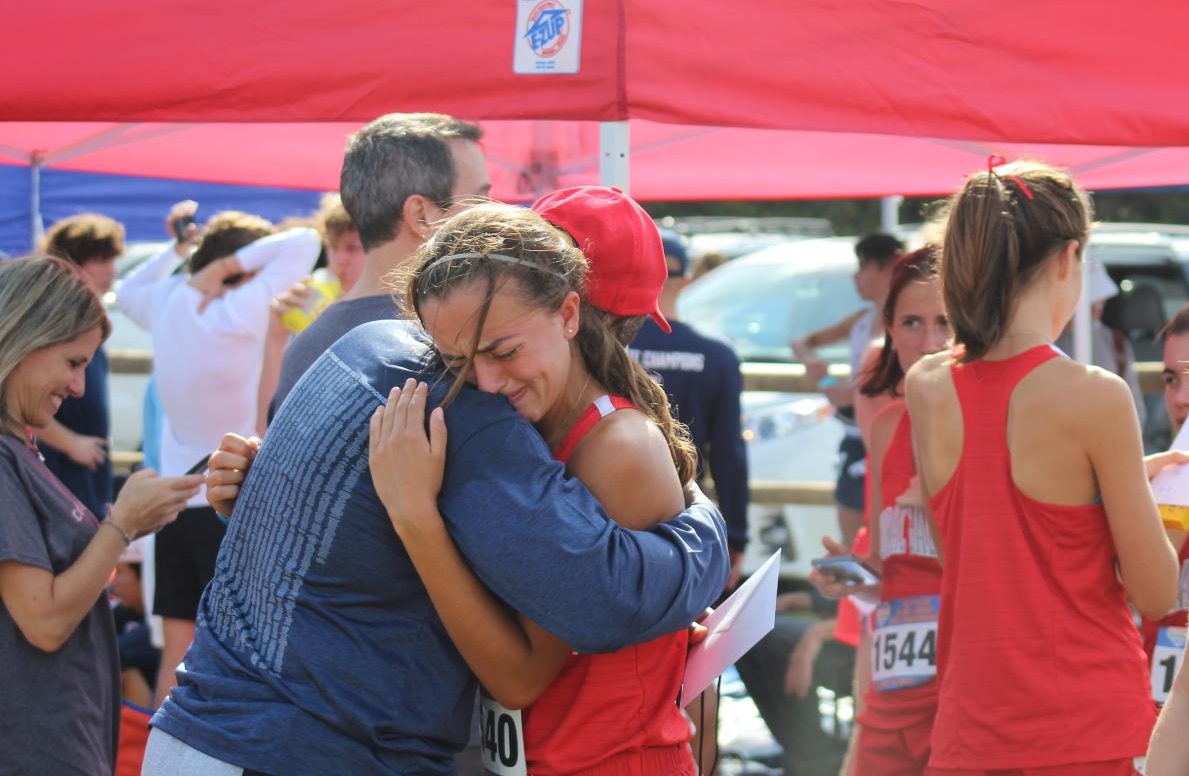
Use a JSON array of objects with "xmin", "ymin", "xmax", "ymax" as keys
[
  {"xmin": 37, "ymin": 214, "xmax": 125, "ymax": 518},
  {"xmin": 629, "ymin": 232, "xmax": 749, "ymax": 588},
  {"xmin": 146, "ymin": 320, "xmax": 729, "ymax": 775}
]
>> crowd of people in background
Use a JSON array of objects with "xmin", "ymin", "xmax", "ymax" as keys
[{"xmin": 4, "ymin": 110, "xmax": 1189, "ymax": 776}]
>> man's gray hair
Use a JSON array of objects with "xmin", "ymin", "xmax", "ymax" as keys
[{"xmin": 340, "ymin": 113, "xmax": 482, "ymax": 251}]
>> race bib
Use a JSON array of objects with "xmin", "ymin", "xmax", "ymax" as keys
[
  {"xmin": 871, "ymin": 595, "xmax": 939, "ymax": 692},
  {"xmin": 1151, "ymin": 626, "xmax": 1187, "ymax": 705},
  {"xmin": 479, "ymin": 693, "xmax": 527, "ymax": 776}
]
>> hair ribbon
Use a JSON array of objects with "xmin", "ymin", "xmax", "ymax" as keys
[{"xmin": 987, "ymin": 154, "xmax": 1035, "ymax": 201}]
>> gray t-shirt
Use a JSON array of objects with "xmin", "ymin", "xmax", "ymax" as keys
[
  {"xmin": 0, "ymin": 434, "xmax": 120, "ymax": 776},
  {"xmin": 268, "ymin": 293, "xmax": 402, "ymax": 421}
]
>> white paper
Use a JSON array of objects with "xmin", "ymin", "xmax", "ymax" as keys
[
  {"xmin": 514, "ymin": 0, "xmax": 583, "ymax": 75},
  {"xmin": 1152, "ymin": 422, "xmax": 1189, "ymax": 507},
  {"xmin": 681, "ymin": 550, "xmax": 780, "ymax": 706}
]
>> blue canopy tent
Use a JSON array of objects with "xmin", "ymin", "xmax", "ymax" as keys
[{"xmin": 0, "ymin": 163, "xmax": 322, "ymax": 257}]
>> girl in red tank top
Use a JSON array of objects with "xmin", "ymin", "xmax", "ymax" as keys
[
  {"xmin": 1140, "ymin": 540, "xmax": 1189, "ymax": 707},
  {"xmin": 522, "ymin": 395, "xmax": 694, "ymax": 776},
  {"xmin": 851, "ymin": 248, "xmax": 949, "ymax": 775},
  {"xmin": 907, "ymin": 161, "xmax": 1180, "ymax": 775},
  {"xmin": 810, "ymin": 248, "xmax": 949, "ymax": 775},
  {"xmin": 369, "ymin": 197, "xmax": 706, "ymax": 775},
  {"xmin": 1141, "ymin": 307, "xmax": 1189, "ymax": 708}
]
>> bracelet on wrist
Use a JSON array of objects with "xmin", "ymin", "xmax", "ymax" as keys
[
  {"xmin": 817, "ymin": 374, "xmax": 840, "ymax": 390},
  {"xmin": 101, "ymin": 515, "xmax": 133, "ymax": 547}
]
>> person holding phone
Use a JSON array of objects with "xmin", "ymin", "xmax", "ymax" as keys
[
  {"xmin": 851, "ymin": 248, "xmax": 948, "ymax": 773},
  {"xmin": 908, "ymin": 160, "xmax": 1182, "ymax": 774},
  {"xmin": 805, "ymin": 248, "xmax": 949, "ymax": 774},
  {"xmin": 0, "ymin": 256, "xmax": 202, "ymax": 776}
]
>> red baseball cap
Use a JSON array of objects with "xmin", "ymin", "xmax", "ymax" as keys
[{"xmin": 532, "ymin": 186, "xmax": 671, "ymax": 333}]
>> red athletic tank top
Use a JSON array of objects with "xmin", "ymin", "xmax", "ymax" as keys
[
  {"xmin": 524, "ymin": 395, "xmax": 696, "ymax": 775},
  {"xmin": 859, "ymin": 409, "xmax": 942, "ymax": 730},
  {"xmin": 834, "ymin": 453, "xmax": 874, "ymax": 648},
  {"xmin": 927, "ymin": 345, "xmax": 1153, "ymax": 770},
  {"xmin": 1140, "ymin": 537, "xmax": 1189, "ymax": 706}
]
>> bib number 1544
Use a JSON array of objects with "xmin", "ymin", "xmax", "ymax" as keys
[{"xmin": 871, "ymin": 595, "xmax": 939, "ymax": 692}]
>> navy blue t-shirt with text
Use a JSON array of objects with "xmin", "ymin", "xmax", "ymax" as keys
[{"xmin": 152, "ymin": 320, "xmax": 727, "ymax": 775}]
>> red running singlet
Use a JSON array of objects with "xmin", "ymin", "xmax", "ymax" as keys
[
  {"xmin": 926, "ymin": 346, "xmax": 1152, "ymax": 770},
  {"xmin": 523, "ymin": 395, "xmax": 697, "ymax": 775},
  {"xmin": 1139, "ymin": 538, "xmax": 1189, "ymax": 707},
  {"xmin": 860, "ymin": 410, "xmax": 942, "ymax": 731}
]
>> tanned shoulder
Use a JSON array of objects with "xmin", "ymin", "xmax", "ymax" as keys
[{"xmin": 566, "ymin": 409, "xmax": 685, "ymax": 531}]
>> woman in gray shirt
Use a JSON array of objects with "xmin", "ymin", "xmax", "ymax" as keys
[{"xmin": 0, "ymin": 256, "xmax": 202, "ymax": 775}]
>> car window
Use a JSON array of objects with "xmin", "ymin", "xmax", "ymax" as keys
[
  {"xmin": 679, "ymin": 255, "xmax": 863, "ymax": 363},
  {"xmin": 1115, "ymin": 269, "xmax": 1187, "ymax": 323},
  {"xmin": 1106, "ymin": 266, "xmax": 1187, "ymax": 362}
]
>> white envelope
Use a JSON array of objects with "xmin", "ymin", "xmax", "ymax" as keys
[
  {"xmin": 1152, "ymin": 422, "xmax": 1189, "ymax": 507},
  {"xmin": 681, "ymin": 550, "xmax": 780, "ymax": 706}
]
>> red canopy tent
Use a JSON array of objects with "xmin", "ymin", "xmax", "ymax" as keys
[
  {"xmin": 5, "ymin": 1, "xmax": 1189, "ymax": 200},
  {"xmin": 7, "ymin": 1, "xmax": 1189, "ymax": 146},
  {"xmin": 6, "ymin": 0, "xmax": 1186, "ymax": 360}
]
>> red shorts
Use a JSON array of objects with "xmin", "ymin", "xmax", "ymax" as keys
[
  {"xmin": 855, "ymin": 717, "xmax": 931, "ymax": 776},
  {"xmin": 927, "ymin": 759, "xmax": 1140, "ymax": 776}
]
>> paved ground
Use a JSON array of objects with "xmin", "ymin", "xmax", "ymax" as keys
[{"xmin": 718, "ymin": 666, "xmax": 855, "ymax": 776}]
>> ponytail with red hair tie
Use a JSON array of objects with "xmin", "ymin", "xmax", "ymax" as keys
[{"xmin": 988, "ymin": 154, "xmax": 1035, "ymax": 201}]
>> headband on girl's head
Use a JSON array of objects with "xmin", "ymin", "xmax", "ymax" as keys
[
  {"xmin": 987, "ymin": 154, "xmax": 1035, "ymax": 201},
  {"xmin": 419, "ymin": 252, "xmax": 568, "ymax": 282}
]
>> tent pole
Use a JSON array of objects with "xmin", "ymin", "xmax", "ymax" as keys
[
  {"xmin": 1072, "ymin": 258, "xmax": 1092, "ymax": 364},
  {"xmin": 599, "ymin": 122, "xmax": 630, "ymax": 192},
  {"xmin": 30, "ymin": 153, "xmax": 45, "ymax": 251},
  {"xmin": 880, "ymin": 195, "xmax": 903, "ymax": 233}
]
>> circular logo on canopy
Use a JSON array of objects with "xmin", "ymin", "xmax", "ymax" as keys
[{"xmin": 525, "ymin": 1, "xmax": 571, "ymax": 58}]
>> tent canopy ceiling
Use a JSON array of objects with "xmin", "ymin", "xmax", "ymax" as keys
[
  {"xmin": 5, "ymin": 1, "xmax": 1189, "ymax": 254},
  {"xmin": 0, "ymin": 121, "xmax": 1185, "ymax": 203},
  {"xmin": 7, "ymin": 2, "xmax": 1189, "ymax": 147}
]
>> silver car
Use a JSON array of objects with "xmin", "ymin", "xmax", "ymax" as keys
[{"xmin": 679, "ymin": 237, "xmax": 867, "ymax": 577}]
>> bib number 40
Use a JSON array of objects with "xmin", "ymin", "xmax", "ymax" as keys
[{"xmin": 479, "ymin": 694, "xmax": 527, "ymax": 776}]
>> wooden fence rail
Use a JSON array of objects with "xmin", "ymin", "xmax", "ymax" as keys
[{"xmin": 104, "ymin": 351, "xmax": 1165, "ymax": 505}]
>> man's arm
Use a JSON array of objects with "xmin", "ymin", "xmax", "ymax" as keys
[
  {"xmin": 255, "ymin": 282, "xmax": 313, "ymax": 435},
  {"xmin": 792, "ymin": 309, "xmax": 866, "ymax": 354},
  {"xmin": 207, "ymin": 228, "xmax": 322, "ymax": 335},
  {"xmin": 34, "ymin": 419, "xmax": 106, "ymax": 471},
  {"xmin": 707, "ymin": 346, "xmax": 750, "ymax": 574},
  {"xmin": 438, "ymin": 406, "xmax": 729, "ymax": 654},
  {"xmin": 116, "ymin": 242, "xmax": 187, "ymax": 330}
]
